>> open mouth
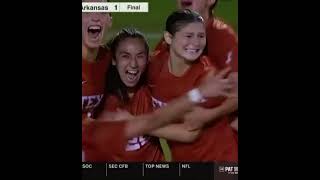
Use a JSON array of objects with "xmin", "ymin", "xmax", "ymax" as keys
[
  {"xmin": 87, "ymin": 25, "xmax": 102, "ymax": 40},
  {"xmin": 181, "ymin": 0, "xmax": 193, "ymax": 7},
  {"xmin": 185, "ymin": 48, "xmax": 200, "ymax": 54},
  {"xmin": 126, "ymin": 70, "xmax": 139, "ymax": 82}
]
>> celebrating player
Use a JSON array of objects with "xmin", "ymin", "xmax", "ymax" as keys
[
  {"xmin": 84, "ymin": 26, "xmax": 235, "ymax": 162},
  {"xmin": 149, "ymin": 9, "xmax": 238, "ymax": 162},
  {"xmin": 155, "ymin": 0, "xmax": 239, "ymax": 131}
]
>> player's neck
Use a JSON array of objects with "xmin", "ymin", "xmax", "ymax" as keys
[
  {"xmin": 127, "ymin": 86, "xmax": 140, "ymax": 101},
  {"xmin": 200, "ymin": 11, "xmax": 211, "ymax": 25},
  {"xmin": 168, "ymin": 51, "xmax": 192, "ymax": 77},
  {"xmin": 82, "ymin": 44, "xmax": 99, "ymax": 63}
]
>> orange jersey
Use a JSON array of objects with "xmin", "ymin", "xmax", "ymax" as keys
[
  {"xmin": 148, "ymin": 52, "xmax": 238, "ymax": 162},
  {"xmin": 154, "ymin": 17, "xmax": 238, "ymax": 72},
  {"xmin": 102, "ymin": 86, "xmax": 164, "ymax": 162},
  {"xmin": 82, "ymin": 47, "xmax": 127, "ymax": 162},
  {"xmin": 206, "ymin": 17, "xmax": 238, "ymax": 72},
  {"xmin": 82, "ymin": 120, "xmax": 127, "ymax": 162},
  {"xmin": 82, "ymin": 46, "xmax": 112, "ymax": 118},
  {"xmin": 154, "ymin": 17, "xmax": 239, "ymax": 142}
]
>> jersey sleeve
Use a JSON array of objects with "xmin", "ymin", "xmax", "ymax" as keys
[
  {"xmin": 82, "ymin": 121, "xmax": 127, "ymax": 162},
  {"xmin": 207, "ymin": 24, "xmax": 238, "ymax": 72}
]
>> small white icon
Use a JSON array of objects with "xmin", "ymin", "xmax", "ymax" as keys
[
  {"xmin": 226, "ymin": 51, "xmax": 233, "ymax": 64},
  {"xmin": 219, "ymin": 166, "xmax": 224, "ymax": 172}
]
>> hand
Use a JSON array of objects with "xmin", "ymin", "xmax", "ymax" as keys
[
  {"xmin": 227, "ymin": 72, "xmax": 238, "ymax": 98},
  {"xmin": 199, "ymin": 67, "xmax": 234, "ymax": 98},
  {"xmin": 113, "ymin": 108, "xmax": 134, "ymax": 121}
]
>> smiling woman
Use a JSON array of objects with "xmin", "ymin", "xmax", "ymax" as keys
[
  {"xmin": 82, "ymin": 0, "xmax": 115, "ymax": 162},
  {"xmin": 82, "ymin": 0, "xmax": 113, "ymax": 118}
]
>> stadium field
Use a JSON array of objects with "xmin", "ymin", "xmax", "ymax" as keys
[{"xmin": 104, "ymin": 0, "xmax": 238, "ymax": 50}]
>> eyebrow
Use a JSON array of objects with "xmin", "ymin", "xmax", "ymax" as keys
[
  {"xmin": 118, "ymin": 51, "xmax": 130, "ymax": 55},
  {"xmin": 118, "ymin": 51, "xmax": 146, "ymax": 55},
  {"xmin": 137, "ymin": 51, "xmax": 147, "ymax": 55}
]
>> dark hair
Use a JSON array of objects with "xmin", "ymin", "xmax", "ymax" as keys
[
  {"xmin": 105, "ymin": 28, "xmax": 149, "ymax": 105},
  {"xmin": 165, "ymin": 9, "xmax": 204, "ymax": 35},
  {"xmin": 209, "ymin": 0, "xmax": 218, "ymax": 17}
]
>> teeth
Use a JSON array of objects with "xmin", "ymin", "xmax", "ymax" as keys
[
  {"xmin": 88, "ymin": 25, "xmax": 101, "ymax": 30},
  {"xmin": 186, "ymin": 49, "xmax": 198, "ymax": 53},
  {"xmin": 128, "ymin": 70, "xmax": 138, "ymax": 74}
]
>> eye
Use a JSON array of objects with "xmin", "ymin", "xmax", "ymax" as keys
[
  {"xmin": 121, "ymin": 54, "xmax": 130, "ymax": 59},
  {"xmin": 198, "ymin": 34, "xmax": 205, "ymax": 38},
  {"xmin": 137, "ymin": 54, "xmax": 146, "ymax": 59},
  {"xmin": 185, "ymin": 35, "xmax": 192, "ymax": 38}
]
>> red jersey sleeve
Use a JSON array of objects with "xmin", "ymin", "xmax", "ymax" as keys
[
  {"xmin": 82, "ymin": 121, "xmax": 127, "ymax": 162},
  {"xmin": 207, "ymin": 18, "xmax": 238, "ymax": 72}
]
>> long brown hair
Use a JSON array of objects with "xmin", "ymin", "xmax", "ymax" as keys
[{"xmin": 105, "ymin": 28, "xmax": 149, "ymax": 106}]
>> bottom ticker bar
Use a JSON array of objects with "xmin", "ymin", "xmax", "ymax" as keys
[{"xmin": 82, "ymin": 162, "xmax": 238, "ymax": 180}]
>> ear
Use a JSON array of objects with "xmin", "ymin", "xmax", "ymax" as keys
[
  {"xmin": 209, "ymin": 0, "xmax": 216, "ymax": 6},
  {"xmin": 112, "ymin": 58, "xmax": 116, "ymax": 65},
  {"xmin": 164, "ymin": 31, "xmax": 173, "ymax": 45},
  {"xmin": 106, "ymin": 13, "xmax": 112, "ymax": 29}
]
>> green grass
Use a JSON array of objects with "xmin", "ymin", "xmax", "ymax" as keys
[{"xmin": 104, "ymin": 0, "xmax": 238, "ymax": 49}]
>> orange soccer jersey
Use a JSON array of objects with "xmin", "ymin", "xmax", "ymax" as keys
[
  {"xmin": 82, "ymin": 47, "xmax": 127, "ymax": 162},
  {"xmin": 82, "ymin": 46, "xmax": 112, "ymax": 118},
  {"xmin": 148, "ymin": 51, "xmax": 238, "ymax": 162},
  {"xmin": 101, "ymin": 86, "xmax": 164, "ymax": 162}
]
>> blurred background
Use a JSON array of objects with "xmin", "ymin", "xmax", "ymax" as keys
[{"xmin": 104, "ymin": 0, "xmax": 238, "ymax": 50}]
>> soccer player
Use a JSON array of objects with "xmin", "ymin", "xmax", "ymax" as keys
[
  {"xmin": 155, "ymin": 0, "xmax": 237, "ymax": 71},
  {"xmin": 149, "ymin": 9, "xmax": 238, "ymax": 162},
  {"xmin": 155, "ymin": 0, "xmax": 239, "ymax": 131},
  {"xmin": 83, "ymin": 27, "xmax": 236, "ymax": 162},
  {"xmin": 82, "ymin": 0, "xmax": 114, "ymax": 161}
]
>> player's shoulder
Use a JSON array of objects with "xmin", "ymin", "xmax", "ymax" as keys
[
  {"xmin": 150, "ymin": 48, "xmax": 168, "ymax": 68},
  {"xmin": 154, "ymin": 38, "xmax": 167, "ymax": 52},
  {"xmin": 99, "ymin": 45, "xmax": 111, "ymax": 54},
  {"xmin": 97, "ymin": 45, "xmax": 112, "ymax": 60},
  {"xmin": 210, "ymin": 17, "xmax": 237, "ymax": 40}
]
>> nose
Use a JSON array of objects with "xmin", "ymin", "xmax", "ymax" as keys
[
  {"xmin": 192, "ymin": 37, "xmax": 201, "ymax": 47},
  {"xmin": 130, "ymin": 58, "xmax": 138, "ymax": 68},
  {"xmin": 91, "ymin": 14, "xmax": 101, "ymax": 22}
]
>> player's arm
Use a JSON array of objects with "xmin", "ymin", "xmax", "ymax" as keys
[
  {"xmin": 183, "ymin": 97, "xmax": 237, "ymax": 131},
  {"xmin": 210, "ymin": 27, "xmax": 238, "ymax": 72},
  {"xmin": 125, "ymin": 68, "xmax": 236, "ymax": 138},
  {"xmin": 148, "ymin": 123, "xmax": 201, "ymax": 143},
  {"xmin": 124, "ymin": 93, "xmax": 198, "ymax": 139},
  {"xmin": 184, "ymin": 71, "xmax": 238, "ymax": 130}
]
